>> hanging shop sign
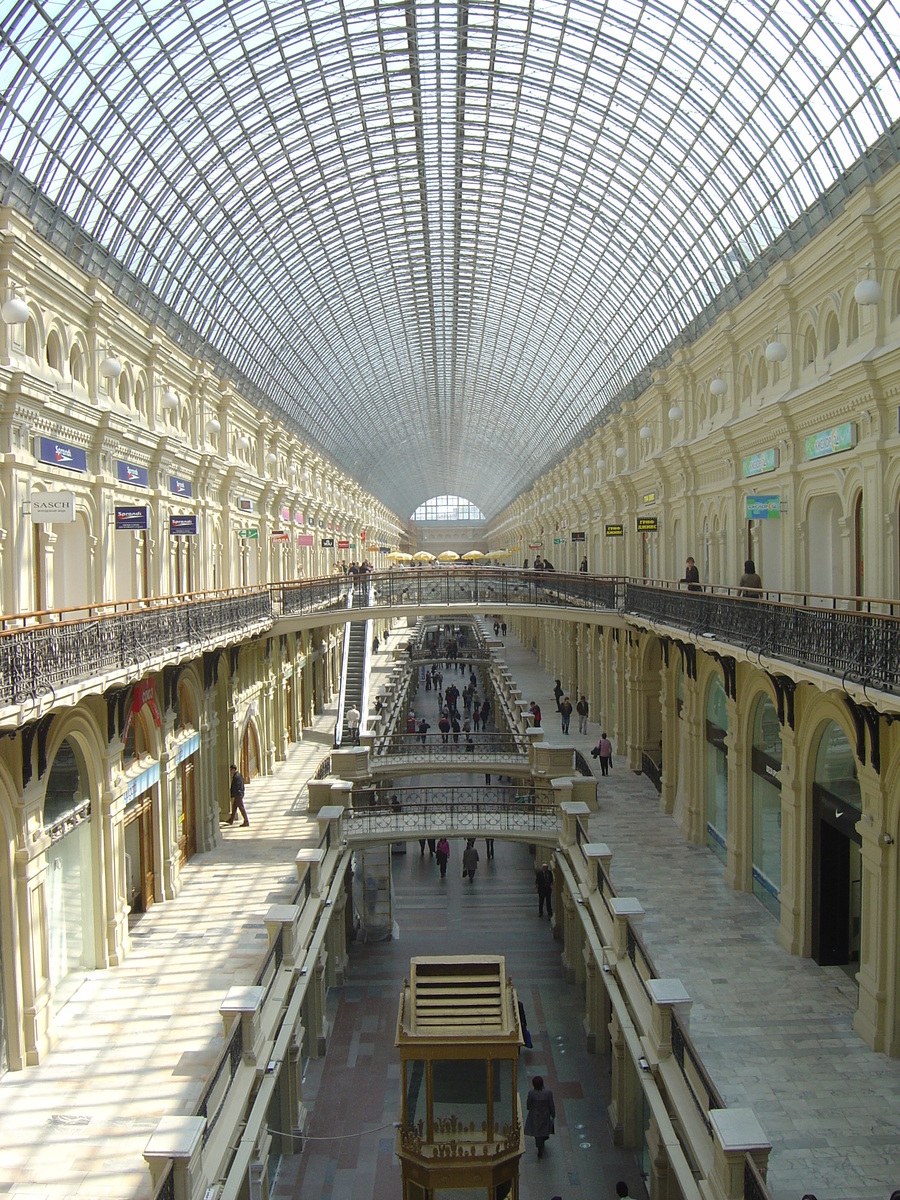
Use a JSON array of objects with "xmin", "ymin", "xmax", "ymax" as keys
[
  {"xmin": 31, "ymin": 491, "xmax": 76, "ymax": 523},
  {"xmin": 636, "ymin": 516, "xmax": 658, "ymax": 532},
  {"xmin": 528, "ymin": 542, "xmax": 542, "ymax": 549},
  {"xmin": 379, "ymin": 545, "xmax": 391, "ymax": 553},
  {"xmin": 117, "ymin": 459, "xmax": 149, "ymax": 488},
  {"xmin": 115, "ymin": 505, "xmax": 148, "ymax": 530},
  {"xmin": 237, "ymin": 528, "xmax": 258, "ymax": 539},
  {"xmin": 297, "ymin": 534, "xmax": 315, "ymax": 547},
  {"xmin": 38, "ymin": 436, "xmax": 87, "ymax": 473},
  {"xmin": 294, "ymin": 512, "xmax": 305, "ymax": 525},
  {"xmin": 360, "ymin": 530, "xmax": 366, "ymax": 541},
  {"xmin": 169, "ymin": 475, "xmax": 192, "ymax": 498},
  {"xmin": 321, "ymin": 537, "xmax": 335, "ymax": 548},
  {"xmin": 804, "ymin": 422, "xmax": 856, "ymax": 461},
  {"xmin": 571, "ymin": 531, "xmax": 586, "ymax": 542},
  {"xmin": 742, "ymin": 448, "xmax": 779, "ymax": 478},
  {"xmin": 605, "ymin": 524, "xmax": 624, "ymax": 538},
  {"xmin": 553, "ymin": 537, "xmax": 564, "ymax": 545},
  {"xmin": 122, "ymin": 676, "xmax": 162, "ymax": 745},
  {"xmin": 270, "ymin": 531, "xmax": 290, "ymax": 543},
  {"xmin": 281, "ymin": 507, "xmax": 291, "ymax": 522},
  {"xmin": 338, "ymin": 539, "xmax": 350, "ymax": 549},
  {"xmin": 239, "ymin": 498, "xmax": 253, "ymax": 512},
  {"xmin": 124, "ymin": 762, "xmax": 160, "ymax": 805},
  {"xmin": 643, "ymin": 491, "xmax": 656, "ymax": 506},
  {"xmin": 746, "ymin": 494, "xmax": 781, "ymax": 520},
  {"xmin": 169, "ymin": 515, "xmax": 197, "ymax": 536}
]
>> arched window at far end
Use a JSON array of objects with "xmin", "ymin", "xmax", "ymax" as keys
[{"xmin": 411, "ymin": 495, "xmax": 485, "ymax": 521}]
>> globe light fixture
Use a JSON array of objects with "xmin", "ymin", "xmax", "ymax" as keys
[
  {"xmin": 639, "ymin": 424, "xmax": 653, "ymax": 439},
  {"xmin": 206, "ymin": 416, "xmax": 221, "ymax": 436},
  {"xmin": 854, "ymin": 277, "xmax": 882, "ymax": 305},
  {"xmin": 615, "ymin": 446, "xmax": 627, "ymax": 460},
  {"xmin": 710, "ymin": 376, "xmax": 728, "ymax": 396},
  {"xmin": 765, "ymin": 337, "xmax": 788, "ymax": 364},
  {"xmin": 99, "ymin": 349, "xmax": 123, "ymax": 380},
  {"xmin": 161, "ymin": 388, "xmax": 179, "ymax": 410},
  {"xmin": 668, "ymin": 403, "xmax": 684, "ymax": 421},
  {"xmin": 1, "ymin": 289, "xmax": 29, "ymax": 324}
]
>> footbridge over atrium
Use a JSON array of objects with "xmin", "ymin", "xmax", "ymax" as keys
[{"xmin": 2, "ymin": 567, "xmax": 897, "ymax": 733}]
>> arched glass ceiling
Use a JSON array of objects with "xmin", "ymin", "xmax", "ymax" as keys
[{"xmin": 0, "ymin": 0, "xmax": 898, "ymax": 519}]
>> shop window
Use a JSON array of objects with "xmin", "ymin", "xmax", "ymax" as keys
[
  {"xmin": 751, "ymin": 696, "xmax": 782, "ymax": 917},
  {"xmin": 43, "ymin": 738, "xmax": 84, "ymax": 828},
  {"xmin": 811, "ymin": 721, "xmax": 861, "ymax": 969},
  {"xmin": 122, "ymin": 706, "xmax": 149, "ymax": 765}
]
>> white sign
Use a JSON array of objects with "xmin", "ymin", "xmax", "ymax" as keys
[{"xmin": 31, "ymin": 491, "xmax": 76, "ymax": 523}]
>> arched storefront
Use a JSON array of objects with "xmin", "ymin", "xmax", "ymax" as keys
[
  {"xmin": 705, "ymin": 676, "xmax": 728, "ymax": 862},
  {"xmin": 173, "ymin": 679, "xmax": 200, "ymax": 868},
  {"xmin": 43, "ymin": 737, "xmax": 97, "ymax": 1011},
  {"xmin": 240, "ymin": 718, "xmax": 261, "ymax": 782},
  {"xmin": 750, "ymin": 695, "xmax": 783, "ymax": 918},
  {"xmin": 122, "ymin": 685, "xmax": 163, "ymax": 917},
  {"xmin": 811, "ymin": 720, "xmax": 862, "ymax": 970}
]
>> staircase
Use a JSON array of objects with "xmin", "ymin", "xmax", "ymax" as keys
[{"xmin": 339, "ymin": 618, "xmax": 368, "ymax": 744}]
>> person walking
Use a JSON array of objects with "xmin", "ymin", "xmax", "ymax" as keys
[
  {"xmin": 681, "ymin": 556, "xmax": 702, "ymax": 592},
  {"xmin": 596, "ymin": 731, "xmax": 613, "ymax": 776},
  {"xmin": 227, "ymin": 764, "xmax": 249, "ymax": 826},
  {"xmin": 435, "ymin": 836, "xmax": 450, "ymax": 878},
  {"xmin": 738, "ymin": 558, "xmax": 763, "ymax": 597},
  {"xmin": 559, "ymin": 695, "xmax": 573, "ymax": 734},
  {"xmin": 536, "ymin": 862, "xmax": 553, "ymax": 918},
  {"xmin": 580, "ymin": 555, "xmax": 588, "ymax": 572},
  {"xmin": 553, "ymin": 679, "xmax": 563, "ymax": 711},
  {"xmin": 524, "ymin": 1075, "xmax": 556, "ymax": 1158},
  {"xmin": 462, "ymin": 838, "xmax": 479, "ymax": 881},
  {"xmin": 576, "ymin": 695, "xmax": 589, "ymax": 734},
  {"xmin": 485, "ymin": 837, "xmax": 494, "ymax": 859}
]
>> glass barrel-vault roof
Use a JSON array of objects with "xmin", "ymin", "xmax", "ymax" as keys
[{"xmin": 0, "ymin": 0, "xmax": 898, "ymax": 519}]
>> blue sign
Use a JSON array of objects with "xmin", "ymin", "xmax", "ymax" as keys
[
  {"xmin": 169, "ymin": 475, "xmax": 192, "ymax": 498},
  {"xmin": 746, "ymin": 494, "xmax": 781, "ymax": 520},
  {"xmin": 38, "ymin": 436, "xmax": 87, "ymax": 473},
  {"xmin": 169, "ymin": 514, "xmax": 197, "ymax": 536},
  {"xmin": 115, "ymin": 506, "xmax": 148, "ymax": 530},
  {"xmin": 117, "ymin": 459, "xmax": 149, "ymax": 488}
]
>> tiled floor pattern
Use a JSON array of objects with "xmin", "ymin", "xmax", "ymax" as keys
[{"xmin": 2, "ymin": 616, "xmax": 899, "ymax": 1199}]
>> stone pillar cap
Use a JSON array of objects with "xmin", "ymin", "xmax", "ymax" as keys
[
  {"xmin": 296, "ymin": 847, "xmax": 326, "ymax": 864},
  {"xmin": 646, "ymin": 978, "xmax": 691, "ymax": 1006},
  {"xmin": 318, "ymin": 801, "xmax": 347, "ymax": 816},
  {"xmin": 583, "ymin": 842, "xmax": 612, "ymax": 858},
  {"xmin": 609, "ymin": 897, "xmax": 644, "ymax": 917},
  {"xmin": 710, "ymin": 1108, "xmax": 771, "ymax": 1152},
  {"xmin": 144, "ymin": 1116, "xmax": 206, "ymax": 1161},
  {"xmin": 266, "ymin": 903, "xmax": 300, "ymax": 924},
  {"xmin": 220, "ymin": 984, "xmax": 265, "ymax": 1014},
  {"xmin": 559, "ymin": 797, "xmax": 588, "ymax": 811}
]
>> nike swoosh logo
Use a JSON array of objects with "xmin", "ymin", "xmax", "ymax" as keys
[{"xmin": 835, "ymin": 811, "xmax": 844, "ymax": 819}]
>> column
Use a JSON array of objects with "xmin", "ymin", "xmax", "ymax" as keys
[
  {"xmin": 98, "ymin": 777, "xmax": 130, "ymax": 966},
  {"xmin": 723, "ymin": 692, "xmax": 747, "ymax": 892},
  {"xmin": 659, "ymin": 660, "xmax": 677, "ymax": 815},
  {"xmin": 774, "ymin": 716, "xmax": 805, "ymax": 956}
]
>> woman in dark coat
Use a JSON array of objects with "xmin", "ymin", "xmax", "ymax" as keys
[{"xmin": 524, "ymin": 1074, "xmax": 556, "ymax": 1157}]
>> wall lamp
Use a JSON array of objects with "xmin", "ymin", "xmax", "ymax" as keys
[{"xmin": 99, "ymin": 347, "xmax": 123, "ymax": 380}]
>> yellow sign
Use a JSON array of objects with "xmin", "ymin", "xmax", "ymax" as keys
[{"xmin": 643, "ymin": 491, "xmax": 656, "ymax": 505}]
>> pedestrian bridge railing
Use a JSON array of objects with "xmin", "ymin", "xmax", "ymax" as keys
[
  {"xmin": 342, "ymin": 796, "xmax": 558, "ymax": 846},
  {"xmin": 6, "ymin": 568, "xmax": 900, "ymax": 723}
]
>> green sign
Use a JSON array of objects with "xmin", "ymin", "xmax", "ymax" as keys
[
  {"xmin": 805, "ymin": 422, "xmax": 856, "ymax": 460},
  {"xmin": 742, "ymin": 448, "xmax": 778, "ymax": 477},
  {"xmin": 237, "ymin": 528, "xmax": 258, "ymax": 539},
  {"xmin": 554, "ymin": 537, "xmax": 564, "ymax": 544},
  {"xmin": 636, "ymin": 516, "xmax": 658, "ymax": 533},
  {"xmin": 605, "ymin": 523, "xmax": 624, "ymax": 538}
]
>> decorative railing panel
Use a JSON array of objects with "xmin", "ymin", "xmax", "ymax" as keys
[
  {"xmin": 0, "ymin": 592, "xmax": 272, "ymax": 709},
  {"xmin": 624, "ymin": 583, "xmax": 900, "ymax": 695}
]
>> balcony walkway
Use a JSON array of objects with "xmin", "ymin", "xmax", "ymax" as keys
[{"xmin": 1, "ymin": 622, "xmax": 899, "ymax": 1199}]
